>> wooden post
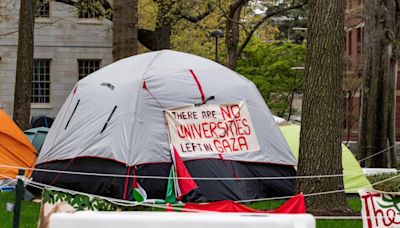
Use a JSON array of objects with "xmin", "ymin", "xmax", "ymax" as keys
[{"xmin": 13, "ymin": 169, "xmax": 25, "ymax": 228}]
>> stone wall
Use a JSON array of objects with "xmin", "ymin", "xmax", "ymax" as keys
[{"xmin": 0, "ymin": 0, "xmax": 113, "ymax": 119}]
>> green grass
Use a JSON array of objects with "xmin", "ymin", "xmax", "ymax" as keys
[
  {"xmin": 316, "ymin": 219, "xmax": 362, "ymax": 228},
  {"xmin": 247, "ymin": 196, "xmax": 363, "ymax": 228},
  {"xmin": 315, "ymin": 197, "xmax": 362, "ymax": 228},
  {"xmin": 0, "ymin": 192, "xmax": 41, "ymax": 228},
  {"xmin": 0, "ymin": 192, "xmax": 363, "ymax": 228}
]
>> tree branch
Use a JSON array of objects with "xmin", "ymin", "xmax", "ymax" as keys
[
  {"xmin": 237, "ymin": 0, "xmax": 308, "ymax": 59},
  {"xmin": 229, "ymin": 0, "xmax": 250, "ymax": 17},
  {"xmin": 138, "ymin": 28, "xmax": 155, "ymax": 50},
  {"xmin": 181, "ymin": 2, "xmax": 214, "ymax": 23}
]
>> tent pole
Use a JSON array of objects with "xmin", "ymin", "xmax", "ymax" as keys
[{"xmin": 13, "ymin": 169, "xmax": 25, "ymax": 228}]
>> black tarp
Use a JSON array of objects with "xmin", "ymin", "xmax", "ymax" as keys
[{"xmin": 31, "ymin": 157, "xmax": 296, "ymax": 201}]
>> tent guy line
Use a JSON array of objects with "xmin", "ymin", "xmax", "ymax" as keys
[
  {"xmin": 24, "ymin": 178, "xmax": 396, "ymax": 221},
  {"xmin": 24, "ymin": 179, "xmax": 212, "ymax": 213},
  {"xmin": 0, "ymin": 164, "xmax": 368, "ymax": 180},
  {"xmin": 21, "ymin": 172, "xmax": 397, "ymax": 206},
  {"xmin": 357, "ymin": 143, "xmax": 400, "ymax": 162},
  {"xmin": 237, "ymin": 173, "xmax": 400, "ymax": 203}
]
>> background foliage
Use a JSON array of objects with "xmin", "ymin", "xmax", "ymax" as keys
[{"xmin": 236, "ymin": 38, "xmax": 305, "ymax": 118}]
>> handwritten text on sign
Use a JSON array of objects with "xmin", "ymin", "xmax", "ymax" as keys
[
  {"xmin": 359, "ymin": 189, "xmax": 400, "ymax": 228},
  {"xmin": 165, "ymin": 101, "xmax": 260, "ymax": 158}
]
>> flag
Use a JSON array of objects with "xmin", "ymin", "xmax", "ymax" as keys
[
  {"xmin": 132, "ymin": 170, "xmax": 147, "ymax": 202},
  {"xmin": 170, "ymin": 145, "xmax": 198, "ymax": 200},
  {"xmin": 183, "ymin": 193, "xmax": 306, "ymax": 213},
  {"xmin": 165, "ymin": 166, "xmax": 177, "ymax": 203}
]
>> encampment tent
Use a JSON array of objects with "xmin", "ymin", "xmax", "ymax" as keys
[
  {"xmin": 24, "ymin": 127, "xmax": 49, "ymax": 152},
  {"xmin": 279, "ymin": 124, "xmax": 372, "ymax": 193},
  {"xmin": 0, "ymin": 110, "xmax": 37, "ymax": 182},
  {"xmin": 32, "ymin": 50, "xmax": 298, "ymax": 201}
]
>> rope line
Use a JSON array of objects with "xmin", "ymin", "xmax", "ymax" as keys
[
  {"xmin": 11, "ymin": 172, "xmax": 399, "ymax": 213},
  {"xmin": 5, "ymin": 136, "xmax": 395, "ymax": 181},
  {"xmin": 237, "ymin": 173, "xmax": 400, "ymax": 203},
  {"xmin": 24, "ymin": 179, "xmax": 209, "ymax": 213},
  {"xmin": 357, "ymin": 143, "xmax": 400, "ymax": 162},
  {"xmin": 0, "ymin": 164, "xmax": 368, "ymax": 181}
]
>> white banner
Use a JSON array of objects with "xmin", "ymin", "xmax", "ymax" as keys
[
  {"xmin": 165, "ymin": 101, "xmax": 260, "ymax": 158},
  {"xmin": 359, "ymin": 189, "xmax": 400, "ymax": 228}
]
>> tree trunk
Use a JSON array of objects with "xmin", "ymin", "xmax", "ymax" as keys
[
  {"xmin": 357, "ymin": 0, "xmax": 397, "ymax": 168},
  {"xmin": 225, "ymin": 2, "xmax": 243, "ymax": 70},
  {"xmin": 138, "ymin": 26, "xmax": 171, "ymax": 51},
  {"xmin": 138, "ymin": 0, "xmax": 173, "ymax": 51},
  {"xmin": 112, "ymin": 0, "xmax": 138, "ymax": 61},
  {"xmin": 296, "ymin": 0, "xmax": 350, "ymax": 214},
  {"xmin": 287, "ymin": 90, "xmax": 295, "ymax": 121},
  {"xmin": 13, "ymin": 0, "xmax": 35, "ymax": 130}
]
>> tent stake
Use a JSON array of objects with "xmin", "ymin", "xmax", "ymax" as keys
[{"xmin": 13, "ymin": 169, "xmax": 25, "ymax": 228}]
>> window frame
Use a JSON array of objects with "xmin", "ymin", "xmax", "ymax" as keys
[
  {"xmin": 78, "ymin": 59, "xmax": 102, "ymax": 80},
  {"xmin": 35, "ymin": 0, "xmax": 50, "ymax": 18},
  {"xmin": 32, "ymin": 59, "xmax": 51, "ymax": 104}
]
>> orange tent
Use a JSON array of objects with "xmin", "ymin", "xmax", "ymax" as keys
[{"xmin": 0, "ymin": 110, "xmax": 37, "ymax": 180}]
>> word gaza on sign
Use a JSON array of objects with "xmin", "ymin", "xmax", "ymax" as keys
[
  {"xmin": 359, "ymin": 189, "xmax": 400, "ymax": 228},
  {"xmin": 165, "ymin": 101, "xmax": 260, "ymax": 158}
]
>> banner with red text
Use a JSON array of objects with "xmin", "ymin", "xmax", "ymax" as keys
[
  {"xmin": 359, "ymin": 189, "xmax": 400, "ymax": 228},
  {"xmin": 165, "ymin": 101, "xmax": 260, "ymax": 158}
]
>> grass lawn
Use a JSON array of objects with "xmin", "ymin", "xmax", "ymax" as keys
[
  {"xmin": 0, "ymin": 192, "xmax": 362, "ymax": 228},
  {"xmin": 0, "ymin": 192, "xmax": 41, "ymax": 228},
  {"xmin": 248, "ymin": 196, "xmax": 362, "ymax": 228}
]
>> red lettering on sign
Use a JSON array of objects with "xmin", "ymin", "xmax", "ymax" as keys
[
  {"xmin": 242, "ymin": 118, "xmax": 251, "ymax": 135},
  {"xmin": 361, "ymin": 192, "xmax": 400, "ymax": 228},
  {"xmin": 212, "ymin": 137, "xmax": 249, "ymax": 153},
  {"xmin": 220, "ymin": 106, "xmax": 232, "ymax": 120},
  {"xmin": 214, "ymin": 140, "xmax": 223, "ymax": 153},
  {"xmin": 202, "ymin": 122, "xmax": 212, "ymax": 138},
  {"xmin": 190, "ymin": 124, "xmax": 202, "ymax": 139},
  {"xmin": 231, "ymin": 105, "xmax": 241, "ymax": 118},
  {"xmin": 177, "ymin": 125, "xmax": 193, "ymax": 139},
  {"xmin": 209, "ymin": 122, "xmax": 218, "ymax": 138},
  {"xmin": 238, "ymin": 136, "xmax": 249, "ymax": 150},
  {"xmin": 217, "ymin": 122, "xmax": 226, "ymax": 137}
]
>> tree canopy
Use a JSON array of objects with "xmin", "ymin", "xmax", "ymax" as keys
[{"xmin": 237, "ymin": 38, "xmax": 305, "ymax": 119}]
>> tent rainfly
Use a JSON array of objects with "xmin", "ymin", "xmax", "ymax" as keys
[
  {"xmin": 24, "ymin": 127, "xmax": 49, "ymax": 152},
  {"xmin": 279, "ymin": 124, "xmax": 372, "ymax": 193},
  {"xmin": 0, "ymin": 110, "xmax": 37, "ymax": 182},
  {"xmin": 32, "ymin": 50, "xmax": 298, "ymax": 202}
]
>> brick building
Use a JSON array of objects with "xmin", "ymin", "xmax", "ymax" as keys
[
  {"xmin": 0, "ymin": 0, "xmax": 113, "ymax": 119},
  {"xmin": 342, "ymin": 0, "xmax": 400, "ymax": 144}
]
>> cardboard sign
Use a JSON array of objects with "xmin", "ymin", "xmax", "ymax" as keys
[
  {"xmin": 359, "ymin": 189, "xmax": 400, "ymax": 228},
  {"xmin": 165, "ymin": 101, "xmax": 260, "ymax": 158}
]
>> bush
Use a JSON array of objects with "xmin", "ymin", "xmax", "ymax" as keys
[{"xmin": 367, "ymin": 173, "xmax": 400, "ymax": 192}]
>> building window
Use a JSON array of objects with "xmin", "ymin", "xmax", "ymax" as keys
[
  {"xmin": 77, "ymin": 0, "xmax": 101, "ymax": 19},
  {"xmin": 36, "ymin": 0, "xmax": 50, "ymax": 18},
  {"xmin": 78, "ymin": 59, "xmax": 101, "ymax": 80},
  {"xmin": 348, "ymin": 31, "xmax": 352, "ymax": 56},
  {"xmin": 32, "ymin": 59, "xmax": 51, "ymax": 103}
]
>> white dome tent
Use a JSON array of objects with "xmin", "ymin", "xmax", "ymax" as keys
[{"xmin": 32, "ymin": 50, "xmax": 297, "ymax": 201}]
